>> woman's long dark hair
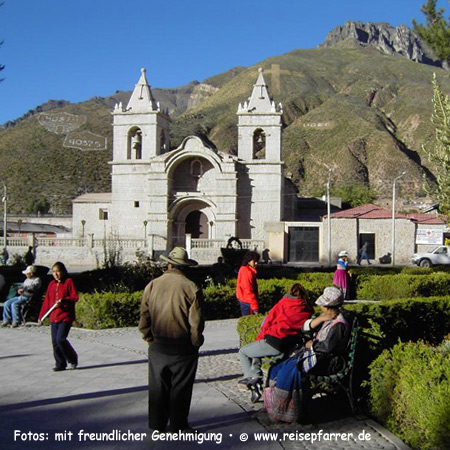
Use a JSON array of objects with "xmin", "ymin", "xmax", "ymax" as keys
[
  {"xmin": 289, "ymin": 283, "xmax": 306, "ymax": 298},
  {"xmin": 52, "ymin": 261, "xmax": 68, "ymax": 279},
  {"xmin": 242, "ymin": 251, "xmax": 260, "ymax": 266}
]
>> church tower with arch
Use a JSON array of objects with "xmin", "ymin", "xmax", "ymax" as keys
[{"xmin": 236, "ymin": 68, "xmax": 284, "ymax": 240}]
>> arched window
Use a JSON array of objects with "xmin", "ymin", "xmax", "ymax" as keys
[
  {"xmin": 160, "ymin": 130, "xmax": 168, "ymax": 154},
  {"xmin": 190, "ymin": 159, "xmax": 203, "ymax": 178},
  {"xmin": 253, "ymin": 128, "xmax": 266, "ymax": 160},
  {"xmin": 127, "ymin": 127, "xmax": 142, "ymax": 160}
]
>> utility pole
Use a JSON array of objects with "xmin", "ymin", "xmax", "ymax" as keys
[
  {"xmin": 327, "ymin": 168, "xmax": 332, "ymax": 266},
  {"xmin": 391, "ymin": 171, "xmax": 406, "ymax": 265}
]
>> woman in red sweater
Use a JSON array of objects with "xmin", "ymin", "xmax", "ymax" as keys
[
  {"xmin": 38, "ymin": 262, "xmax": 79, "ymax": 372},
  {"xmin": 236, "ymin": 251, "xmax": 260, "ymax": 316},
  {"xmin": 238, "ymin": 283, "xmax": 313, "ymax": 399}
]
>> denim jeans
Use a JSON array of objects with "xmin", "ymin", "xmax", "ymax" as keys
[
  {"xmin": 239, "ymin": 339, "xmax": 282, "ymax": 379},
  {"xmin": 2, "ymin": 296, "xmax": 27, "ymax": 324},
  {"xmin": 51, "ymin": 321, "xmax": 78, "ymax": 369}
]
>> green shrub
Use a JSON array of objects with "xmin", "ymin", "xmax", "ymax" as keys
[
  {"xmin": 236, "ymin": 314, "xmax": 266, "ymax": 346},
  {"xmin": 369, "ymin": 341, "xmax": 450, "ymax": 450},
  {"xmin": 75, "ymin": 291, "xmax": 143, "ymax": 329},
  {"xmin": 203, "ymin": 284, "xmax": 240, "ymax": 320},
  {"xmin": 73, "ymin": 262, "xmax": 163, "ymax": 293},
  {"xmin": 356, "ymin": 272, "xmax": 450, "ymax": 300}
]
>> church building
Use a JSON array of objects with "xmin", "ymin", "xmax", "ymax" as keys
[{"xmin": 72, "ymin": 67, "xmax": 292, "ymax": 262}]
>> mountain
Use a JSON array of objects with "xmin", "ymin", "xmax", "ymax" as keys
[
  {"xmin": 0, "ymin": 23, "xmax": 446, "ymax": 214},
  {"xmin": 319, "ymin": 21, "xmax": 442, "ymax": 67}
]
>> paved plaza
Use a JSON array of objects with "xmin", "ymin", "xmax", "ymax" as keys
[{"xmin": 0, "ymin": 319, "xmax": 410, "ymax": 450}]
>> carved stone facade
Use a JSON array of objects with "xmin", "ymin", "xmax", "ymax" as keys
[{"xmin": 72, "ymin": 68, "xmax": 287, "ymax": 260}]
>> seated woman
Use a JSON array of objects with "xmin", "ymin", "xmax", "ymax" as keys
[
  {"xmin": 263, "ymin": 286, "xmax": 350, "ymax": 423},
  {"xmin": 238, "ymin": 283, "xmax": 313, "ymax": 400}
]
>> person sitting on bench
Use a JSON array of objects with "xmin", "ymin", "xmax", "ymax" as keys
[
  {"xmin": 237, "ymin": 283, "xmax": 313, "ymax": 401},
  {"xmin": 1, "ymin": 265, "xmax": 41, "ymax": 328},
  {"xmin": 263, "ymin": 286, "xmax": 350, "ymax": 423}
]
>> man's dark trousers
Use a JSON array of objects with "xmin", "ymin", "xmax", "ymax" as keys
[{"xmin": 148, "ymin": 344, "xmax": 198, "ymax": 432}]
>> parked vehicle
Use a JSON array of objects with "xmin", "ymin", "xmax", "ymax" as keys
[{"xmin": 412, "ymin": 246, "xmax": 450, "ymax": 267}]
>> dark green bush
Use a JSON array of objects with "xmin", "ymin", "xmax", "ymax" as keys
[
  {"xmin": 369, "ymin": 341, "xmax": 450, "ymax": 450},
  {"xmin": 75, "ymin": 291, "xmax": 142, "ymax": 329},
  {"xmin": 73, "ymin": 262, "xmax": 163, "ymax": 293},
  {"xmin": 203, "ymin": 284, "xmax": 241, "ymax": 319},
  {"xmin": 357, "ymin": 272, "xmax": 450, "ymax": 300}
]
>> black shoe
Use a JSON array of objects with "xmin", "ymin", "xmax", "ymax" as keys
[
  {"xmin": 53, "ymin": 367, "xmax": 66, "ymax": 372},
  {"xmin": 237, "ymin": 377, "xmax": 252, "ymax": 389},
  {"xmin": 249, "ymin": 380, "xmax": 263, "ymax": 403},
  {"xmin": 247, "ymin": 377, "xmax": 263, "ymax": 386}
]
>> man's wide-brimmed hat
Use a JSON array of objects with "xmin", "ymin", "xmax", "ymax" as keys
[
  {"xmin": 338, "ymin": 250, "xmax": 349, "ymax": 257},
  {"xmin": 160, "ymin": 247, "xmax": 198, "ymax": 267},
  {"xmin": 316, "ymin": 286, "xmax": 344, "ymax": 307}
]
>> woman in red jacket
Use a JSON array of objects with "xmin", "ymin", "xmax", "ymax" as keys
[
  {"xmin": 38, "ymin": 262, "xmax": 79, "ymax": 372},
  {"xmin": 236, "ymin": 251, "xmax": 260, "ymax": 316},
  {"xmin": 238, "ymin": 283, "xmax": 313, "ymax": 399}
]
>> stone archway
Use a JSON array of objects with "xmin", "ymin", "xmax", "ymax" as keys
[
  {"xmin": 169, "ymin": 199, "xmax": 215, "ymax": 247},
  {"xmin": 185, "ymin": 210, "xmax": 208, "ymax": 238}
]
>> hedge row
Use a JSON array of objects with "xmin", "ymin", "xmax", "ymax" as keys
[
  {"xmin": 74, "ymin": 271, "xmax": 450, "ymax": 330},
  {"xmin": 75, "ymin": 291, "xmax": 142, "ymax": 329},
  {"xmin": 237, "ymin": 296, "xmax": 450, "ymax": 349},
  {"xmin": 369, "ymin": 341, "xmax": 450, "ymax": 450}
]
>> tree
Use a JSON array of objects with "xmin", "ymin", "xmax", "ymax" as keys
[
  {"xmin": 423, "ymin": 73, "xmax": 450, "ymax": 215},
  {"xmin": 331, "ymin": 183, "xmax": 377, "ymax": 208},
  {"xmin": 412, "ymin": 0, "xmax": 450, "ymax": 65}
]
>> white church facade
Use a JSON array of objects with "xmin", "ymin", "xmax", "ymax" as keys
[{"xmin": 72, "ymin": 68, "xmax": 292, "ymax": 263}]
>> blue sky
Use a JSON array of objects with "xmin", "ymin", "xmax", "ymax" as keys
[{"xmin": 0, "ymin": 0, "xmax": 446, "ymax": 124}]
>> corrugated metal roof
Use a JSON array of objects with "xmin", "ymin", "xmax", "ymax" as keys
[
  {"xmin": 406, "ymin": 213, "xmax": 446, "ymax": 225},
  {"xmin": 325, "ymin": 203, "xmax": 447, "ymax": 224},
  {"xmin": 326, "ymin": 203, "xmax": 409, "ymax": 220},
  {"xmin": 0, "ymin": 222, "xmax": 68, "ymax": 233}
]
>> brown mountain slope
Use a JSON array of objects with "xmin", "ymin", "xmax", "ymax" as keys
[{"xmin": 0, "ymin": 45, "xmax": 445, "ymax": 214}]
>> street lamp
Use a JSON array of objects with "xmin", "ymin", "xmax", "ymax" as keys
[
  {"xmin": 391, "ymin": 171, "xmax": 406, "ymax": 266},
  {"xmin": 327, "ymin": 168, "xmax": 332, "ymax": 266},
  {"xmin": 143, "ymin": 220, "xmax": 148, "ymax": 239},
  {"xmin": 0, "ymin": 179, "xmax": 7, "ymax": 250}
]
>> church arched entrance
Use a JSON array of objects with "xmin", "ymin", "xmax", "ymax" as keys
[
  {"xmin": 185, "ymin": 210, "xmax": 208, "ymax": 238},
  {"xmin": 169, "ymin": 199, "xmax": 215, "ymax": 248}
]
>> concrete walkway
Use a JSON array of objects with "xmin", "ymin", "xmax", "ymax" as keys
[{"xmin": 0, "ymin": 320, "xmax": 410, "ymax": 450}]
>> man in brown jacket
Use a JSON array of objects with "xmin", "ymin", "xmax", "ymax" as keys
[{"xmin": 138, "ymin": 247, "xmax": 204, "ymax": 433}]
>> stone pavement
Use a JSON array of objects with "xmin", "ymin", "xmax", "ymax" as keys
[{"xmin": 0, "ymin": 319, "xmax": 410, "ymax": 450}]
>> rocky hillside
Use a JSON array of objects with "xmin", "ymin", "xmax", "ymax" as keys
[
  {"xmin": 320, "ymin": 20, "xmax": 442, "ymax": 67},
  {"xmin": 0, "ymin": 24, "xmax": 446, "ymax": 214}
]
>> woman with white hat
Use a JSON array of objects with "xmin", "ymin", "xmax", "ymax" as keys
[{"xmin": 332, "ymin": 250, "xmax": 351, "ymax": 299}]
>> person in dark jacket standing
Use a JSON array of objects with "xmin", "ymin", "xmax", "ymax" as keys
[
  {"xmin": 236, "ymin": 250, "xmax": 260, "ymax": 316},
  {"xmin": 138, "ymin": 247, "xmax": 204, "ymax": 433},
  {"xmin": 38, "ymin": 262, "xmax": 79, "ymax": 371}
]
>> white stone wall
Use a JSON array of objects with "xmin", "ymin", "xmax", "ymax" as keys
[
  {"xmin": 72, "ymin": 199, "xmax": 112, "ymax": 239},
  {"xmin": 321, "ymin": 217, "xmax": 416, "ymax": 264},
  {"xmin": 238, "ymin": 161, "xmax": 283, "ymax": 240}
]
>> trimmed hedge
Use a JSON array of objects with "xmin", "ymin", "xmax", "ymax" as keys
[
  {"xmin": 369, "ymin": 341, "xmax": 450, "ymax": 450},
  {"xmin": 75, "ymin": 291, "xmax": 142, "ymax": 329},
  {"xmin": 237, "ymin": 296, "xmax": 450, "ymax": 349},
  {"xmin": 356, "ymin": 272, "xmax": 450, "ymax": 300}
]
